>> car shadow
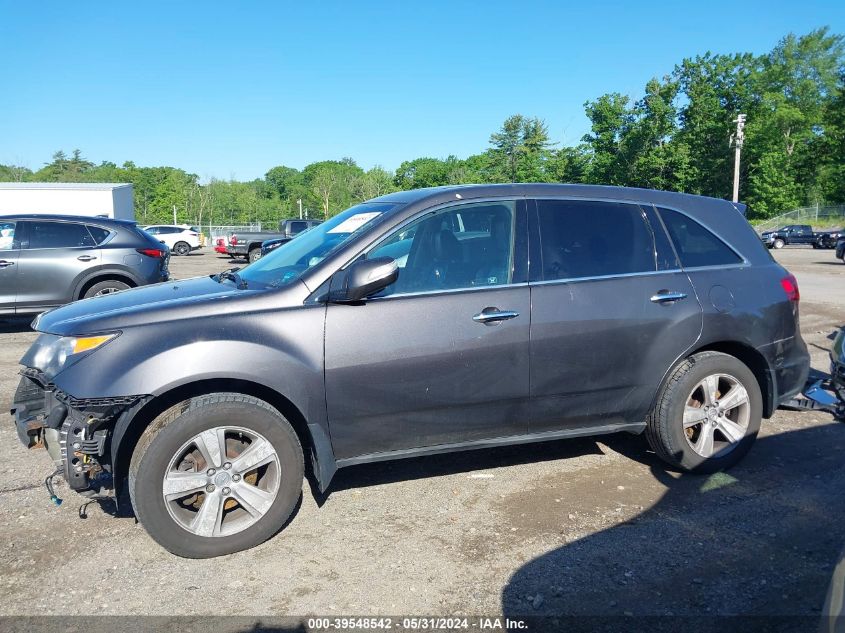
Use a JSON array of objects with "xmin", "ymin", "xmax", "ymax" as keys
[
  {"xmin": 500, "ymin": 424, "xmax": 845, "ymax": 631},
  {"xmin": 0, "ymin": 317, "xmax": 35, "ymax": 334}
]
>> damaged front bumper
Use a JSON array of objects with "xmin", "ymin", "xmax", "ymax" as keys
[{"xmin": 11, "ymin": 368, "xmax": 147, "ymax": 495}]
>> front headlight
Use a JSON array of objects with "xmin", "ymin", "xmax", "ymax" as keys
[{"xmin": 29, "ymin": 333, "xmax": 118, "ymax": 378}]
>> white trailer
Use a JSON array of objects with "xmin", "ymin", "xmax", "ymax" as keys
[{"xmin": 0, "ymin": 183, "xmax": 135, "ymax": 220}]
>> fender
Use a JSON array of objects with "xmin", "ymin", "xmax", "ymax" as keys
[{"xmin": 71, "ymin": 265, "xmax": 143, "ymax": 300}]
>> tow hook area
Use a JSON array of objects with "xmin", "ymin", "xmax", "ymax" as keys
[
  {"xmin": 10, "ymin": 370, "xmax": 145, "ymax": 500},
  {"xmin": 781, "ymin": 368, "xmax": 845, "ymax": 421}
]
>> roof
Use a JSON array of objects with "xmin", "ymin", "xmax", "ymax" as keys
[
  {"xmin": 0, "ymin": 213, "xmax": 136, "ymax": 225},
  {"xmin": 0, "ymin": 182, "xmax": 132, "ymax": 191},
  {"xmin": 372, "ymin": 183, "xmax": 733, "ymax": 206}
]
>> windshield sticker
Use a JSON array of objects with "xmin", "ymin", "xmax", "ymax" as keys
[{"xmin": 327, "ymin": 212, "xmax": 381, "ymax": 234}]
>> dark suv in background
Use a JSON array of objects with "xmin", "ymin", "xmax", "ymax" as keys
[
  {"xmin": 0, "ymin": 214, "xmax": 169, "ymax": 314},
  {"xmin": 11, "ymin": 185, "xmax": 809, "ymax": 557}
]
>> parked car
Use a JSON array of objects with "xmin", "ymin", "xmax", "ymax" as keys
[
  {"xmin": 142, "ymin": 224, "xmax": 202, "ymax": 256},
  {"xmin": 11, "ymin": 184, "xmax": 809, "ymax": 557},
  {"xmin": 815, "ymin": 228, "xmax": 844, "ymax": 249},
  {"xmin": 836, "ymin": 235, "xmax": 845, "ymax": 262},
  {"xmin": 760, "ymin": 224, "xmax": 817, "ymax": 248},
  {"xmin": 228, "ymin": 219, "xmax": 322, "ymax": 263},
  {"xmin": 0, "ymin": 214, "xmax": 168, "ymax": 315}
]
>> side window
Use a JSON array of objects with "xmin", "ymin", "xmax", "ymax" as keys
[
  {"xmin": 536, "ymin": 200, "xmax": 656, "ymax": 281},
  {"xmin": 658, "ymin": 208, "xmax": 742, "ymax": 268},
  {"xmin": 368, "ymin": 200, "xmax": 516, "ymax": 295},
  {"xmin": 289, "ymin": 221, "xmax": 307, "ymax": 234},
  {"xmin": 145, "ymin": 227, "xmax": 160, "ymax": 234},
  {"xmin": 0, "ymin": 221, "xmax": 17, "ymax": 251},
  {"xmin": 26, "ymin": 222, "xmax": 96, "ymax": 249},
  {"xmin": 86, "ymin": 225, "xmax": 111, "ymax": 245}
]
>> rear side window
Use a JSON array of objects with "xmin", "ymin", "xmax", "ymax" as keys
[
  {"xmin": 536, "ymin": 200, "xmax": 656, "ymax": 280},
  {"xmin": 658, "ymin": 208, "xmax": 742, "ymax": 268},
  {"xmin": 86, "ymin": 225, "xmax": 111, "ymax": 244},
  {"xmin": 26, "ymin": 221, "xmax": 96, "ymax": 249},
  {"xmin": 289, "ymin": 221, "xmax": 307, "ymax": 234}
]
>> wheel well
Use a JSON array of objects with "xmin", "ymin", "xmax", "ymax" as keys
[
  {"xmin": 78, "ymin": 274, "xmax": 137, "ymax": 300},
  {"xmin": 688, "ymin": 341, "xmax": 774, "ymax": 417},
  {"xmin": 113, "ymin": 378, "xmax": 313, "ymax": 492}
]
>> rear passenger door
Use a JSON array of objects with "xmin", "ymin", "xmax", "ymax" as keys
[
  {"xmin": 527, "ymin": 198, "xmax": 702, "ymax": 433},
  {"xmin": 0, "ymin": 220, "xmax": 20, "ymax": 312},
  {"xmin": 15, "ymin": 220, "xmax": 101, "ymax": 311}
]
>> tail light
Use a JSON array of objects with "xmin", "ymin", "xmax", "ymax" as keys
[
  {"xmin": 230, "ymin": 235, "xmax": 238, "ymax": 246},
  {"xmin": 780, "ymin": 273, "xmax": 800, "ymax": 302},
  {"xmin": 137, "ymin": 248, "xmax": 166, "ymax": 258}
]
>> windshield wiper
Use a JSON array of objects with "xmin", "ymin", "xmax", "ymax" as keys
[{"xmin": 214, "ymin": 267, "xmax": 248, "ymax": 289}]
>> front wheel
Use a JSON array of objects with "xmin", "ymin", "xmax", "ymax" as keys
[
  {"xmin": 129, "ymin": 393, "xmax": 304, "ymax": 558},
  {"xmin": 646, "ymin": 351, "xmax": 762, "ymax": 473},
  {"xmin": 773, "ymin": 238, "xmax": 785, "ymax": 249}
]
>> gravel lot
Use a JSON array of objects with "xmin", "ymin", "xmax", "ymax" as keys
[{"xmin": 0, "ymin": 246, "xmax": 843, "ymax": 622}]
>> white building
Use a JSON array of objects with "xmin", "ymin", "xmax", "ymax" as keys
[{"xmin": 0, "ymin": 183, "xmax": 135, "ymax": 220}]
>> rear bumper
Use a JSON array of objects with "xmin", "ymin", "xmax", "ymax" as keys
[{"xmin": 759, "ymin": 335, "xmax": 811, "ymax": 415}]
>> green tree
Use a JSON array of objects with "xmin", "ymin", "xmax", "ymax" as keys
[{"xmin": 488, "ymin": 114, "xmax": 552, "ymax": 182}]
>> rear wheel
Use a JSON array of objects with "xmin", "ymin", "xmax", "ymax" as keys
[
  {"xmin": 83, "ymin": 280, "xmax": 130, "ymax": 298},
  {"xmin": 248, "ymin": 248, "xmax": 262, "ymax": 263},
  {"xmin": 646, "ymin": 351, "xmax": 762, "ymax": 473},
  {"xmin": 129, "ymin": 393, "xmax": 304, "ymax": 558},
  {"xmin": 173, "ymin": 241, "xmax": 191, "ymax": 256}
]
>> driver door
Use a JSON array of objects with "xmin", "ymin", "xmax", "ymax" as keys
[{"xmin": 324, "ymin": 199, "xmax": 530, "ymax": 460}]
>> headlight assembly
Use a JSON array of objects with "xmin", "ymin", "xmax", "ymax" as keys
[{"xmin": 29, "ymin": 333, "xmax": 119, "ymax": 378}]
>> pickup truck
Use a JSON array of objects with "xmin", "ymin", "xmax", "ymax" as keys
[
  {"xmin": 228, "ymin": 219, "xmax": 322, "ymax": 262},
  {"xmin": 760, "ymin": 224, "xmax": 818, "ymax": 249}
]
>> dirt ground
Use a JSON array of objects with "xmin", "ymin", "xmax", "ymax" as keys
[{"xmin": 0, "ymin": 245, "xmax": 843, "ymax": 625}]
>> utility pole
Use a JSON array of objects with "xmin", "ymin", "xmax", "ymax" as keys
[
  {"xmin": 730, "ymin": 114, "xmax": 747, "ymax": 203},
  {"xmin": 297, "ymin": 198, "xmax": 303, "ymax": 220},
  {"xmin": 172, "ymin": 204, "xmax": 177, "ymax": 225}
]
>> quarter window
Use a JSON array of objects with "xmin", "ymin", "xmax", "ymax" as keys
[
  {"xmin": 658, "ymin": 208, "xmax": 742, "ymax": 268},
  {"xmin": 368, "ymin": 200, "xmax": 516, "ymax": 295},
  {"xmin": 26, "ymin": 222, "xmax": 96, "ymax": 249},
  {"xmin": 86, "ymin": 225, "xmax": 111, "ymax": 244},
  {"xmin": 536, "ymin": 200, "xmax": 656, "ymax": 281}
]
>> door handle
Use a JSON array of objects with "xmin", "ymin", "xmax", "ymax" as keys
[
  {"xmin": 650, "ymin": 290, "xmax": 688, "ymax": 304},
  {"xmin": 473, "ymin": 307, "xmax": 520, "ymax": 325},
  {"xmin": 77, "ymin": 255, "xmax": 96, "ymax": 262},
  {"xmin": 0, "ymin": 260, "xmax": 15, "ymax": 268}
]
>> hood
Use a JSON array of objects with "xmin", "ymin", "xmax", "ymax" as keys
[{"xmin": 33, "ymin": 276, "xmax": 265, "ymax": 336}]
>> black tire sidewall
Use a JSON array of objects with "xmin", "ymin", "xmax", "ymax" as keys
[
  {"xmin": 248, "ymin": 249, "xmax": 261, "ymax": 263},
  {"xmin": 131, "ymin": 399, "xmax": 303, "ymax": 558},
  {"xmin": 662, "ymin": 354, "xmax": 762, "ymax": 473},
  {"xmin": 174, "ymin": 242, "xmax": 190, "ymax": 256},
  {"xmin": 83, "ymin": 280, "xmax": 130, "ymax": 299}
]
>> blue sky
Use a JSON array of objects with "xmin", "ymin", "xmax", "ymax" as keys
[{"xmin": 1, "ymin": 1, "xmax": 843, "ymax": 181}]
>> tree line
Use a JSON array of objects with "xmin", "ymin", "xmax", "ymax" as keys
[{"xmin": 1, "ymin": 27, "xmax": 843, "ymax": 224}]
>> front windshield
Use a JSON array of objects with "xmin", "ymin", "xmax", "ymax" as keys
[{"xmin": 239, "ymin": 202, "xmax": 397, "ymax": 288}]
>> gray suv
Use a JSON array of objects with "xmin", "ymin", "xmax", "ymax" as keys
[
  {"xmin": 10, "ymin": 185, "xmax": 809, "ymax": 558},
  {"xmin": 0, "ymin": 214, "xmax": 169, "ymax": 314}
]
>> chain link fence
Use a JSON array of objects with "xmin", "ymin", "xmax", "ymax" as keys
[
  {"xmin": 753, "ymin": 206, "xmax": 845, "ymax": 233},
  {"xmin": 203, "ymin": 224, "xmax": 262, "ymax": 244}
]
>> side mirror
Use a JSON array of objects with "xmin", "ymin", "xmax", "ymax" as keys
[{"xmin": 329, "ymin": 257, "xmax": 398, "ymax": 303}]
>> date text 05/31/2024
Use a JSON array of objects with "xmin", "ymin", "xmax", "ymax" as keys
[{"xmin": 305, "ymin": 617, "xmax": 528, "ymax": 630}]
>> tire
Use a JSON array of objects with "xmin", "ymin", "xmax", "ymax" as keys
[
  {"xmin": 646, "ymin": 351, "xmax": 762, "ymax": 473},
  {"xmin": 83, "ymin": 279, "xmax": 130, "ymax": 299},
  {"xmin": 773, "ymin": 238, "xmax": 785, "ymax": 249},
  {"xmin": 129, "ymin": 393, "xmax": 304, "ymax": 558},
  {"xmin": 173, "ymin": 241, "xmax": 191, "ymax": 256},
  {"xmin": 248, "ymin": 248, "xmax": 262, "ymax": 263}
]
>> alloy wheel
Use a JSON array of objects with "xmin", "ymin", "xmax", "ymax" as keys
[{"xmin": 682, "ymin": 373, "xmax": 750, "ymax": 458}]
